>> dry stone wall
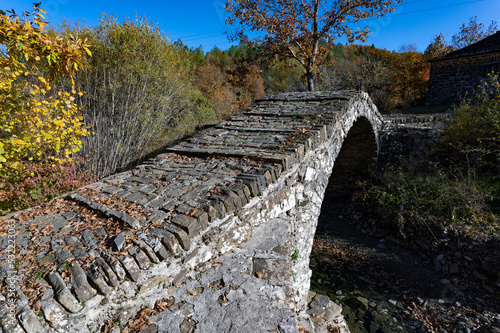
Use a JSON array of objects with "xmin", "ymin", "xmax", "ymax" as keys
[{"xmin": 0, "ymin": 91, "xmax": 382, "ymax": 333}]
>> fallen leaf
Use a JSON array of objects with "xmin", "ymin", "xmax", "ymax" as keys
[
  {"xmin": 187, "ymin": 291, "xmax": 198, "ymax": 296},
  {"xmin": 29, "ymin": 298, "xmax": 40, "ymax": 311},
  {"xmin": 156, "ymin": 301, "xmax": 170, "ymax": 309},
  {"xmin": 28, "ymin": 224, "xmax": 39, "ymax": 231}
]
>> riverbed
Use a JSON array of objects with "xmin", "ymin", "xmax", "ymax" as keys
[{"xmin": 310, "ymin": 198, "xmax": 500, "ymax": 333}]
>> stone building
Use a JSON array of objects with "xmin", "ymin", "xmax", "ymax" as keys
[{"xmin": 427, "ymin": 30, "xmax": 500, "ymax": 104}]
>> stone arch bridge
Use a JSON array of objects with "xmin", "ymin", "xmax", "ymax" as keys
[{"xmin": 1, "ymin": 91, "xmax": 385, "ymax": 333}]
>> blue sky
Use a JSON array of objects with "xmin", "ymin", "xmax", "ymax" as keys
[{"xmin": 1, "ymin": 0, "xmax": 498, "ymax": 52}]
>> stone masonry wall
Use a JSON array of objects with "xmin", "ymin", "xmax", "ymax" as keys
[
  {"xmin": 0, "ymin": 91, "xmax": 382, "ymax": 333},
  {"xmin": 427, "ymin": 52, "xmax": 500, "ymax": 105},
  {"xmin": 379, "ymin": 113, "xmax": 452, "ymax": 167}
]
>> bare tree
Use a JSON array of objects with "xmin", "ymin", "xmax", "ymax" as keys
[
  {"xmin": 425, "ymin": 17, "xmax": 497, "ymax": 60},
  {"xmin": 451, "ymin": 16, "xmax": 497, "ymax": 50}
]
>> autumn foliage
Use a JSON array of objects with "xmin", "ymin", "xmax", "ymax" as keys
[
  {"xmin": 193, "ymin": 52, "xmax": 239, "ymax": 119},
  {"xmin": 312, "ymin": 43, "xmax": 429, "ymax": 111},
  {"xmin": 425, "ymin": 16, "xmax": 498, "ymax": 59},
  {"xmin": 0, "ymin": 5, "xmax": 92, "ymax": 214},
  {"xmin": 226, "ymin": 0, "xmax": 402, "ymax": 91},
  {"xmin": 1, "ymin": 4, "xmax": 495, "ymax": 215},
  {"xmin": 193, "ymin": 47, "xmax": 264, "ymax": 119},
  {"xmin": 0, "ymin": 5, "xmax": 90, "ymax": 169}
]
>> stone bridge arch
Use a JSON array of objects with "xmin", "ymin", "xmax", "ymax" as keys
[
  {"xmin": 0, "ymin": 91, "xmax": 383, "ymax": 333},
  {"xmin": 277, "ymin": 92, "xmax": 382, "ymax": 312}
]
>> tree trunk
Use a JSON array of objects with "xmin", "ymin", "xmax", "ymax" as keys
[
  {"xmin": 307, "ymin": 70, "xmax": 315, "ymax": 91},
  {"xmin": 308, "ymin": 0, "xmax": 318, "ymax": 92}
]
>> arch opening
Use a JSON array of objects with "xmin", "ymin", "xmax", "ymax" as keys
[
  {"xmin": 324, "ymin": 116, "xmax": 378, "ymax": 202},
  {"xmin": 307, "ymin": 116, "xmax": 379, "ymax": 330}
]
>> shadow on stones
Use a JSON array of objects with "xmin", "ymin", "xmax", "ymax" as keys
[
  {"xmin": 309, "ymin": 117, "xmax": 445, "ymax": 332},
  {"xmin": 210, "ymin": 278, "xmax": 225, "ymax": 291}
]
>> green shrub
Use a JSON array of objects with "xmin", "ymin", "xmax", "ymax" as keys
[
  {"xmin": 437, "ymin": 73, "xmax": 500, "ymax": 170},
  {"xmin": 166, "ymin": 93, "xmax": 218, "ymax": 140},
  {"xmin": 357, "ymin": 74, "xmax": 500, "ymax": 237},
  {"xmin": 55, "ymin": 15, "xmax": 208, "ymax": 178},
  {"xmin": 355, "ymin": 165, "xmax": 498, "ymax": 237}
]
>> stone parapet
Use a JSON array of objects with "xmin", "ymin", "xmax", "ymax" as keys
[{"xmin": 379, "ymin": 113, "xmax": 452, "ymax": 167}]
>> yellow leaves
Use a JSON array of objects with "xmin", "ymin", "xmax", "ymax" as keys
[
  {"xmin": 10, "ymin": 138, "xmax": 27, "ymax": 146},
  {"xmin": 0, "ymin": 3, "xmax": 90, "ymax": 175},
  {"xmin": 37, "ymin": 21, "xmax": 46, "ymax": 32},
  {"xmin": 1, "ymin": 79, "xmax": 87, "ymax": 172},
  {"xmin": 0, "ymin": 142, "xmax": 5, "ymax": 163}
]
